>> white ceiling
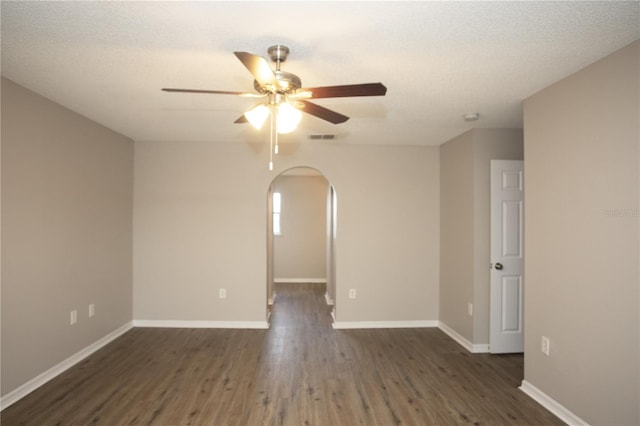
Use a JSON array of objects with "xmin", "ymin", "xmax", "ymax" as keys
[{"xmin": 1, "ymin": 1, "xmax": 638, "ymax": 146}]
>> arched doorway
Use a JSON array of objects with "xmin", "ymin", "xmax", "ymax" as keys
[{"xmin": 266, "ymin": 166, "xmax": 337, "ymax": 324}]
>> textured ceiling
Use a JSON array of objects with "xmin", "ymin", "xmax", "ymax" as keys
[{"xmin": 1, "ymin": 1, "xmax": 638, "ymax": 146}]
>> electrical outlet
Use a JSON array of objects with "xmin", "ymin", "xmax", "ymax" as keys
[
  {"xmin": 468, "ymin": 302, "xmax": 473, "ymax": 316},
  {"xmin": 219, "ymin": 288, "xmax": 227, "ymax": 299},
  {"xmin": 541, "ymin": 336, "xmax": 550, "ymax": 356},
  {"xmin": 348, "ymin": 289, "xmax": 356, "ymax": 299},
  {"xmin": 70, "ymin": 310, "xmax": 77, "ymax": 325},
  {"xmin": 89, "ymin": 304, "xmax": 95, "ymax": 318}
]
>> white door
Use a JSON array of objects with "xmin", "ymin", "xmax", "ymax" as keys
[{"xmin": 490, "ymin": 160, "xmax": 524, "ymax": 354}]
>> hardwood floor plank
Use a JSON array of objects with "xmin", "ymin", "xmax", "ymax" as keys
[{"xmin": 1, "ymin": 283, "xmax": 563, "ymax": 425}]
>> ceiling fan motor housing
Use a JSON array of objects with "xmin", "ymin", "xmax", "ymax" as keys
[
  {"xmin": 250, "ymin": 45, "xmax": 302, "ymax": 95},
  {"xmin": 254, "ymin": 70, "xmax": 301, "ymax": 94}
]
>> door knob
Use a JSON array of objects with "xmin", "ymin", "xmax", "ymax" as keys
[{"xmin": 494, "ymin": 263, "xmax": 503, "ymax": 270}]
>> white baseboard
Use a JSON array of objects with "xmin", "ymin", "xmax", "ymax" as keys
[
  {"xmin": 0, "ymin": 321, "xmax": 133, "ymax": 411},
  {"xmin": 324, "ymin": 292, "xmax": 334, "ymax": 306},
  {"xmin": 437, "ymin": 322, "xmax": 490, "ymax": 353},
  {"xmin": 332, "ymin": 320, "xmax": 438, "ymax": 329},
  {"xmin": 268, "ymin": 293, "xmax": 277, "ymax": 306},
  {"xmin": 274, "ymin": 278, "xmax": 327, "ymax": 284},
  {"xmin": 132, "ymin": 320, "xmax": 269, "ymax": 329},
  {"xmin": 520, "ymin": 380, "xmax": 588, "ymax": 425}
]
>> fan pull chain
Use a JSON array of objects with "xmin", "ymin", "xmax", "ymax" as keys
[
  {"xmin": 274, "ymin": 130, "xmax": 279, "ymax": 155},
  {"xmin": 273, "ymin": 97, "xmax": 279, "ymax": 155},
  {"xmin": 269, "ymin": 109, "xmax": 274, "ymax": 171},
  {"xmin": 268, "ymin": 105, "xmax": 281, "ymax": 170}
]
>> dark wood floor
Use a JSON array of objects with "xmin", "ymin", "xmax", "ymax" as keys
[{"xmin": 2, "ymin": 283, "xmax": 562, "ymax": 425}]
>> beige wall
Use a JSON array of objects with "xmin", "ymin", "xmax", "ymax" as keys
[
  {"xmin": 272, "ymin": 174, "xmax": 328, "ymax": 280},
  {"xmin": 439, "ymin": 131, "xmax": 474, "ymax": 339},
  {"xmin": 440, "ymin": 129, "xmax": 523, "ymax": 344},
  {"xmin": 133, "ymin": 141, "xmax": 440, "ymax": 323},
  {"xmin": 523, "ymin": 41, "xmax": 639, "ymax": 424},
  {"xmin": 1, "ymin": 78, "xmax": 134, "ymax": 396}
]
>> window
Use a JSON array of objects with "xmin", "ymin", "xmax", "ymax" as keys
[{"xmin": 273, "ymin": 192, "xmax": 281, "ymax": 235}]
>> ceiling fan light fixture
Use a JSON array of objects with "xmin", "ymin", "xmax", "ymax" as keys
[
  {"xmin": 244, "ymin": 104, "xmax": 270, "ymax": 130},
  {"xmin": 276, "ymin": 102, "xmax": 302, "ymax": 134}
]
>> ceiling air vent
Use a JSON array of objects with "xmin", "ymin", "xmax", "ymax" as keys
[{"xmin": 309, "ymin": 134, "xmax": 335, "ymax": 140}]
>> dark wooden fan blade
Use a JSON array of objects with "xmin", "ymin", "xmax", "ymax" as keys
[
  {"xmin": 234, "ymin": 115, "xmax": 248, "ymax": 124},
  {"xmin": 233, "ymin": 52, "xmax": 279, "ymax": 89},
  {"xmin": 298, "ymin": 83, "xmax": 387, "ymax": 99},
  {"xmin": 162, "ymin": 88, "xmax": 249, "ymax": 95},
  {"xmin": 298, "ymin": 100, "xmax": 349, "ymax": 124}
]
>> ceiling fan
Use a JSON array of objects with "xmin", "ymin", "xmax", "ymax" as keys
[
  {"xmin": 162, "ymin": 44, "xmax": 387, "ymax": 169},
  {"xmin": 162, "ymin": 44, "xmax": 386, "ymax": 127}
]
